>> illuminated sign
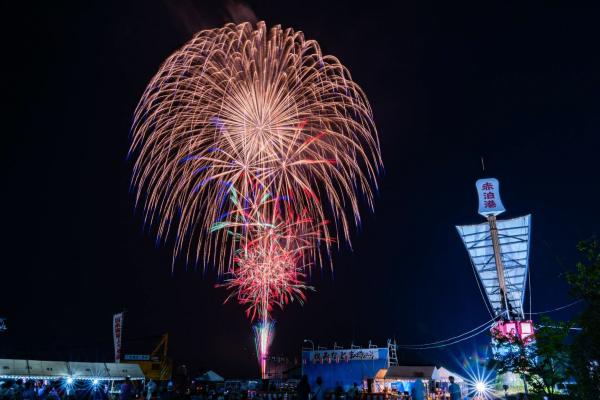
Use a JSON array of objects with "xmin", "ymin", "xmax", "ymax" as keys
[
  {"xmin": 306, "ymin": 348, "xmax": 379, "ymax": 363},
  {"xmin": 123, "ymin": 354, "xmax": 151, "ymax": 361},
  {"xmin": 476, "ymin": 178, "xmax": 506, "ymax": 217}
]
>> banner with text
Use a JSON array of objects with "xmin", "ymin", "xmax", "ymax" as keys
[
  {"xmin": 306, "ymin": 348, "xmax": 379, "ymax": 363},
  {"xmin": 124, "ymin": 354, "xmax": 150, "ymax": 361},
  {"xmin": 113, "ymin": 312, "xmax": 124, "ymax": 363}
]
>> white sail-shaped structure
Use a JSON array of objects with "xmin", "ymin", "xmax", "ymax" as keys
[{"xmin": 456, "ymin": 214, "xmax": 531, "ymax": 318}]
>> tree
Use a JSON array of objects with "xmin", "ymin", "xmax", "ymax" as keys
[
  {"xmin": 489, "ymin": 317, "xmax": 571, "ymax": 398},
  {"xmin": 489, "ymin": 326, "xmax": 533, "ymax": 397},
  {"xmin": 566, "ymin": 238, "xmax": 600, "ymax": 399},
  {"xmin": 528, "ymin": 318, "xmax": 571, "ymax": 395}
]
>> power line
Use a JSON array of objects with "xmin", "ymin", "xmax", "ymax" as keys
[
  {"xmin": 394, "ymin": 300, "xmax": 583, "ymax": 351},
  {"xmin": 396, "ymin": 312, "xmax": 503, "ymax": 349},
  {"xmin": 538, "ymin": 325, "xmax": 583, "ymax": 332},
  {"xmin": 526, "ymin": 299, "xmax": 582, "ymax": 315},
  {"xmin": 398, "ymin": 323, "xmax": 494, "ymax": 350}
]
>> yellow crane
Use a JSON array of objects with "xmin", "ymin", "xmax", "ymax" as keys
[{"xmin": 123, "ymin": 333, "xmax": 173, "ymax": 381}]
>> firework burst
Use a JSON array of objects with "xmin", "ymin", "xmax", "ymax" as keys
[
  {"xmin": 130, "ymin": 21, "xmax": 381, "ymax": 272},
  {"xmin": 212, "ymin": 184, "xmax": 328, "ymax": 320},
  {"xmin": 130, "ymin": 21, "xmax": 381, "ymax": 377}
]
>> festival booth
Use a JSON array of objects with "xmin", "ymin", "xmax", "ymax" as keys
[
  {"xmin": 0, "ymin": 360, "xmax": 31, "ymax": 380},
  {"xmin": 27, "ymin": 360, "xmax": 70, "ymax": 380},
  {"xmin": 373, "ymin": 366, "xmax": 466, "ymax": 398},
  {"xmin": 69, "ymin": 362, "xmax": 112, "ymax": 380},
  {"xmin": 0, "ymin": 359, "xmax": 144, "ymax": 382},
  {"xmin": 302, "ymin": 347, "xmax": 389, "ymax": 392}
]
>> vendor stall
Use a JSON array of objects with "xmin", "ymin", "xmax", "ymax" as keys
[
  {"xmin": 373, "ymin": 365, "xmax": 466, "ymax": 398},
  {"xmin": 0, "ymin": 359, "xmax": 144, "ymax": 381}
]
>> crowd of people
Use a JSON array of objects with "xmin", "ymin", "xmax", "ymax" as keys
[
  {"xmin": 1, "ymin": 376, "xmax": 465, "ymax": 400},
  {"xmin": 295, "ymin": 376, "xmax": 362, "ymax": 400},
  {"xmin": 0, "ymin": 377, "xmax": 143, "ymax": 400},
  {"xmin": 294, "ymin": 375, "xmax": 463, "ymax": 400}
]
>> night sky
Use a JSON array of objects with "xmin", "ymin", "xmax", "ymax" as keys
[{"xmin": 2, "ymin": 1, "xmax": 599, "ymax": 378}]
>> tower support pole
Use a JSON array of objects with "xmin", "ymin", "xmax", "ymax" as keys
[{"xmin": 488, "ymin": 215, "xmax": 511, "ymax": 318}]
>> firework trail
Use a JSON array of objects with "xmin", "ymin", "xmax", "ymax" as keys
[
  {"xmin": 253, "ymin": 319, "xmax": 274, "ymax": 379},
  {"xmin": 130, "ymin": 21, "xmax": 381, "ymax": 377},
  {"xmin": 210, "ymin": 184, "xmax": 328, "ymax": 377}
]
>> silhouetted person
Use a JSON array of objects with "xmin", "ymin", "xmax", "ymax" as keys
[
  {"xmin": 22, "ymin": 382, "xmax": 36, "ymax": 400},
  {"xmin": 346, "ymin": 383, "xmax": 359, "ymax": 400},
  {"xmin": 121, "ymin": 378, "xmax": 134, "ymax": 400},
  {"xmin": 147, "ymin": 380, "xmax": 158, "ymax": 400},
  {"xmin": 13, "ymin": 379, "xmax": 24, "ymax": 400},
  {"xmin": 296, "ymin": 375, "xmax": 310, "ymax": 400},
  {"xmin": 312, "ymin": 378, "xmax": 323, "ymax": 400},
  {"xmin": 92, "ymin": 386, "xmax": 106, "ymax": 400},
  {"xmin": 0, "ymin": 382, "xmax": 12, "ymax": 400},
  {"xmin": 448, "ymin": 376, "xmax": 460, "ymax": 400},
  {"xmin": 410, "ymin": 379, "xmax": 424, "ymax": 400},
  {"xmin": 334, "ymin": 383, "xmax": 343, "ymax": 400}
]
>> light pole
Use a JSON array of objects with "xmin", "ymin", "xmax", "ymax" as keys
[{"xmin": 303, "ymin": 339, "xmax": 315, "ymax": 351}]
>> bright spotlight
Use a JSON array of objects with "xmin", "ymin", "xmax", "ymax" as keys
[
  {"xmin": 92, "ymin": 379, "xmax": 99, "ymax": 386},
  {"xmin": 66, "ymin": 377, "xmax": 74, "ymax": 385},
  {"xmin": 475, "ymin": 381, "xmax": 486, "ymax": 393}
]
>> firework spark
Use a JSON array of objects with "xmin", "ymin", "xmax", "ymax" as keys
[{"xmin": 130, "ymin": 21, "xmax": 381, "ymax": 272}]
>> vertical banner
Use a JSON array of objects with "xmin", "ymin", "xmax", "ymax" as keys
[
  {"xmin": 476, "ymin": 178, "xmax": 506, "ymax": 217},
  {"xmin": 113, "ymin": 312, "xmax": 124, "ymax": 363}
]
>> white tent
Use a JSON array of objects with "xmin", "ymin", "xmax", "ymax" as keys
[
  {"xmin": 196, "ymin": 370, "xmax": 224, "ymax": 382},
  {"xmin": 69, "ymin": 362, "xmax": 111, "ymax": 379},
  {"xmin": 0, "ymin": 360, "xmax": 31, "ymax": 379},
  {"xmin": 376, "ymin": 366, "xmax": 465, "ymax": 382},
  {"xmin": 0, "ymin": 359, "xmax": 144, "ymax": 381},
  {"xmin": 431, "ymin": 367, "xmax": 465, "ymax": 383},
  {"xmin": 27, "ymin": 360, "xmax": 70, "ymax": 379},
  {"xmin": 106, "ymin": 363, "xmax": 145, "ymax": 380}
]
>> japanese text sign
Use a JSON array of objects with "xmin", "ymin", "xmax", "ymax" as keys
[{"xmin": 476, "ymin": 178, "xmax": 505, "ymax": 217}]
